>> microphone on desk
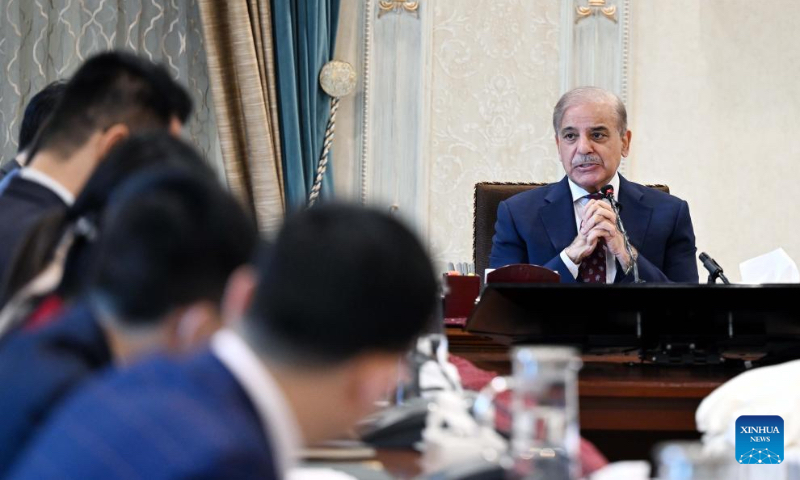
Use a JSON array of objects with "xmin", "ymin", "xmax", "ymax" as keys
[
  {"xmin": 699, "ymin": 252, "xmax": 730, "ymax": 285},
  {"xmin": 599, "ymin": 184, "xmax": 642, "ymax": 283}
]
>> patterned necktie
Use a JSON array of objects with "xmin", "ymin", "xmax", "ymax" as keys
[{"xmin": 578, "ymin": 193, "xmax": 606, "ymax": 283}]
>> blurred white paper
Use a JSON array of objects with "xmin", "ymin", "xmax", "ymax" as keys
[
  {"xmin": 288, "ymin": 468, "xmax": 357, "ymax": 480},
  {"xmin": 739, "ymin": 248, "xmax": 799, "ymax": 284},
  {"xmin": 588, "ymin": 460, "xmax": 650, "ymax": 480}
]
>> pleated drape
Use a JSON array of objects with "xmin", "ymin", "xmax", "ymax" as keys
[
  {"xmin": 272, "ymin": 0, "xmax": 341, "ymax": 209},
  {"xmin": 198, "ymin": 0, "xmax": 285, "ymax": 234}
]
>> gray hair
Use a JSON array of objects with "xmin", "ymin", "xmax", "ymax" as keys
[{"xmin": 552, "ymin": 87, "xmax": 628, "ymax": 136}]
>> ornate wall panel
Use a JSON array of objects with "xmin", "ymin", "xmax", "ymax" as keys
[
  {"xmin": 361, "ymin": 0, "xmax": 432, "ymax": 233},
  {"xmin": 560, "ymin": 0, "xmax": 630, "ymax": 97},
  {"xmin": 427, "ymin": 0, "xmax": 562, "ymax": 266},
  {"xmin": 560, "ymin": 0, "xmax": 631, "ymax": 174},
  {"xmin": 0, "ymin": 0, "xmax": 221, "ymax": 175}
]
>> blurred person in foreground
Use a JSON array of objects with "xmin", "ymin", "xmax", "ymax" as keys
[
  {"xmin": 0, "ymin": 135, "xmax": 257, "ymax": 476},
  {"xmin": 9, "ymin": 204, "xmax": 438, "ymax": 479},
  {"xmin": 0, "ymin": 50, "xmax": 192, "ymax": 285},
  {"xmin": 0, "ymin": 132, "xmax": 217, "ymax": 330}
]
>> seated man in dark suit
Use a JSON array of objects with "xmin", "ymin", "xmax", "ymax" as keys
[
  {"xmin": 9, "ymin": 204, "xmax": 438, "ymax": 480},
  {"xmin": 0, "ymin": 51, "xmax": 192, "ymax": 285},
  {"xmin": 0, "ymin": 141, "xmax": 257, "ymax": 476},
  {"xmin": 490, "ymin": 87, "xmax": 698, "ymax": 283},
  {"xmin": 0, "ymin": 81, "xmax": 67, "ymax": 190}
]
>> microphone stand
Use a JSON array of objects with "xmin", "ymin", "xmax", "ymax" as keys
[
  {"xmin": 699, "ymin": 252, "xmax": 731, "ymax": 285},
  {"xmin": 604, "ymin": 193, "xmax": 642, "ymax": 283},
  {"xmin": 707, "ymin": 271, "xmax": 730, "ymax": 285}
]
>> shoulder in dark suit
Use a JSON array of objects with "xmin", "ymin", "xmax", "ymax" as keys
[
  {"xmin": 0, "ymin": 175, "xmax": 67, "ymax": 285},
  {"xmin": 489, "ymin": 175, "xmax": 699, "ymax": 283},
  {"xmin": 8, "ymin": 349, "xmax": 279, "ymax": 480},
  {"xmin": 0, "ymin": 302, "xmax": 111, "ymax": 476}
]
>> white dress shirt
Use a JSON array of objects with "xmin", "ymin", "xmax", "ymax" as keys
[
  {"xmin": 211, "ymin": 329, "xmax": 303, "ymax": 477},
  {"xmin": 19, "ymin": 167, "xmax": 75, "ymax": 206},
  {"xmin": 559, "ymin": 172, "xmax": 620, "ymax": 283}
]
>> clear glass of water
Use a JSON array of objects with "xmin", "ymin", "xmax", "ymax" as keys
[
  {"xmin": 510, "ymin": 346, "xmax": 582, "ymax": 480},
  {"xmin": 474, "ymin": 346, "xmax": 582, "ymax": 480}
]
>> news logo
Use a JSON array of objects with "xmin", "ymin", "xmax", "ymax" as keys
[{"xmin": 735, "ymin": 415, "xmax": 783, "ymax": 464}]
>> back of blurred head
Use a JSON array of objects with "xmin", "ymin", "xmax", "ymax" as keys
[
  {"xmin": 17, "ymin": 81, "xmax": 67, "ymax": 159},
  {"xmin": 87, "ymin": 169, "xmax": 258, "ymax": 362},
  {"xmin": 229, "ymin": 204, "xmax": 438, "ymax": 443},
  {"xmin": 27, "ymin": 50, "xmax": 192, "ymax": 196},
  {"xmin": 0, "ymin": 81, "xmax": 66, "ymax": 186}
]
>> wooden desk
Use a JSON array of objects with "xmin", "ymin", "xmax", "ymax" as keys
[
  {"xmin": 446, "ymin": 327, "xmax": 742, "ymax": 461},
  {"xmin": 375, "ymin": 449, "xmax": 422, "ymax": 478}
]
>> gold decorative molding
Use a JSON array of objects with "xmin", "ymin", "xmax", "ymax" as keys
[
  {"xmin": 378, "ymin": 0, "xmax": 420, "ymax": 19},
  {"xmin": 576, "ymin": 0, "xmax": 617, "ymax": 23}
]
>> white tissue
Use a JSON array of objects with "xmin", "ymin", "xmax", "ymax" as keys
[
  {"xmin": 739, "ymin": 248, "xmax": 799, "ymax": 284},
  {"xmin": 696, "ymin": 360, "xmax": 800, "ymax": 456}
]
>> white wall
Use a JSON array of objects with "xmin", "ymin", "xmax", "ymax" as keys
[{"xmin": 628, "ymin": 0, "xmax": 800, "ymax": 281}]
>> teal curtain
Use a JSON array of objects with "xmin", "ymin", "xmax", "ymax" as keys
[{"xmin": 272, "ymin": 0, "xmax": 341, "ymax": 209}]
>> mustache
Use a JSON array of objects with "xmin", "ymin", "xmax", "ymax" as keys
[{"xmin": 572, "ymin": 155, "xmax": 602, "ymax": 167}]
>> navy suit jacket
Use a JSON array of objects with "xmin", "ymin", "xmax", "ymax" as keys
[
  {"xmin": 9, "ymin": 349, "xmax": 279, "ymax": 480},
  {"xmin": 0, "ymin": 302, "xmax": 111, "ymax": 477},
  {"xmin": 489, "ymin": 175, "xmax": 699, "ymax": 283},
  {"xmin": 0, "ymin": 175, "xmax": 67, "ymax": 287}
]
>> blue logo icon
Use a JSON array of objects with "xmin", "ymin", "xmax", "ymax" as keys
[{"xmin": 735, "ymin": 415, "xmax": 784, "ymax": 464}]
